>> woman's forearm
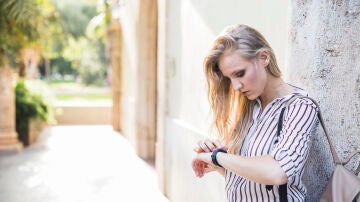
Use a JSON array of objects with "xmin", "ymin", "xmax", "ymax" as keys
[
  {"xmin": 217, "ymin": 153, "xmax": 287, "ymax": 185},
  {"xmin": 197, "ymin": 152, "xmax": 287, "ymax": 185}
]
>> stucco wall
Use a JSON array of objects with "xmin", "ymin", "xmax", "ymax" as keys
[
  {"xmin": 161, "ymin": 1, "xmax": 289, "ymax": 201},
  {"xmin": 118, "ymin": 0, "xmax": 139, "ymax": 146},
  {"xmin": 288, "ymin": 1, "xmax": 360, "ymax": 201}
]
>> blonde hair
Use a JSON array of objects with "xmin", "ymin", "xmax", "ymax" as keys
[{"xmin": 204, "ymin": 24, "xmax": 281, "ymax": 153}]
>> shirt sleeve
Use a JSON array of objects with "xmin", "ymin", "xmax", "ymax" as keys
[{"xmin": 269, "ymin": 98, "xmax": 319, "ymax": 178}]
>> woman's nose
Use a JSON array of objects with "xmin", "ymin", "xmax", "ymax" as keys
[{"xmin": 231, "ymin": 80, "xmax": 242, "ymax": 91}]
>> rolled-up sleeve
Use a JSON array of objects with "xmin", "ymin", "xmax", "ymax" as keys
[{"xmin": 270, "ymin": 98, "xmax": 318, "ymax": 178}]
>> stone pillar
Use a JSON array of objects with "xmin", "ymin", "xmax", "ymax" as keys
[
  {"xmin": 0, "ymin": 67, "xmax": 23, "ymax": 153},
  {"xmin": 18, "ymin": 48, "xmax": 41, "ymax": 79},
  {"xmin": 108, "ymin": 20, "xmax": 123, "ymax": 131},
  {"xmin": 288, "ymin": 1, "xmax": 360, "ymax": 200},
  {"xmin": 135, "ymin": 0, "xmax": 158, "ymax": 160}
]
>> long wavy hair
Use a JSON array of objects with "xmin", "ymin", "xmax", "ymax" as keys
[{"xmin": 204, "ymin": 24, "xmax": 282, "ymax": 154}]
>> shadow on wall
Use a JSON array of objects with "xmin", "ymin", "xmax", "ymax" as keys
[{"xmin": 303, "ymin": 128, "xmax": 334, "ymax": 201}]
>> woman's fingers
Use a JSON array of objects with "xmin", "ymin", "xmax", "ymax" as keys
[
  {"xmin": 193, "ymin": 139, "xmax": 225, "ymax": 178},
  {"xmin": 193, "ymin": 146, "xmax": 203, "ymax": 153},
  {"xmin": 192, "ymin": 158, "xmax": 208, "ymax": 177},
  {"xmin": 204, "ymin": 139, "xmax": 216, "ymax": 151},
  {"xmin": 198, "ymin": 141, "xmax": 210, "ymax": 152},
  {"xmin": 204, "ymin": 164, "xmax": 216, "ymax": 173},
  {"xmin": 214, "ymin": 140, "xmax": 223, "ymax": 149},
  {"xmin": 192, "ymin": 160, "xmax": 200, "ymax": 176},
  {"xmin": 197, "ymin": 139, "xmax": 222, "ymax": 153}
]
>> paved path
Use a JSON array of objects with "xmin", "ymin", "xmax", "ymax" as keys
[{"xmin": 0, "ymin": 125, "xmax": 168, "ymax": 202}]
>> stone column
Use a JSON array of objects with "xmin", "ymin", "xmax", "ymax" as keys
[
  {"xmin": 0, "ymin": 67, "xmax": 23, "ymax": 153},
  {"xmin": 288, "ymin": 1, "xmax": 360, "ymax": 200},
  {"xmin": 107, "ymin": 20, "xmax": 122, "ymax": 131},
  {"xmin": 135, "ymin": 0, "xmax": 158, "ymax": 160}
]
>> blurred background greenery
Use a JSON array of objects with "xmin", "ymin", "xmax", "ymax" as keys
[{"xmin": 0, "ymin": 0, "xmax": 110, "ymax": 102}]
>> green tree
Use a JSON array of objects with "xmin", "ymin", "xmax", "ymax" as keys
[
  {"xmin": 0, "ymin": 0, "xmax": 40, "ymax": 66},
  {"xmin": 0, "ymin": 0, "xmax": 62, "ymax": 72},
  {"xmin": 50, "ymin": 0, "xmax": 107, "ymax": 86},
  {"xmin": 52, "ymin": 0, "xmax": 97, "ymax": 38}
]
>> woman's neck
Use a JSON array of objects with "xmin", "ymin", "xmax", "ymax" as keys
[{"xmin": 259, "ymin": 77, "xmax": 293, "ymax": 109}]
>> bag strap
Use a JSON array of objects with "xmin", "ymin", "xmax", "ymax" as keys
[
  {"xmin": 342, "ymin": 150, "xmax": 360, "ymax": 176},
  {"xmin": 266, "ymin": 107, "xmax": 288, "ymax": 202},
  {"xmin": 355, "ymin": 162, "xmax": 360, "ymax": 176},
  {"xmin": 276, "ymin": 107, "xmax": 288, "ymax": 202},
  {"xmin": 268, "ymin": 94, "xmax": 358, "ymax": 200},
  {"xmin": 342, "ymin": 150, "xmax": 360, "ymax": 165},
  {"xmin": 285, "ymin": 95, "xmax": 342, "ymax": 164}
]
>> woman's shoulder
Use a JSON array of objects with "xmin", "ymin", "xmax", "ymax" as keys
[
  {"xmin": 285, "ymin": 85, "xmax": 318, "ymax": 109},
  {"xmin": 287, "ymin": 93, "xmax": 319, "ymax": 111}
]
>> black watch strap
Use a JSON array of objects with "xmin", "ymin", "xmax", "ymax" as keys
[{"xmin": 211, "ymin": 148, "xmax": 227, "ymax": 167}]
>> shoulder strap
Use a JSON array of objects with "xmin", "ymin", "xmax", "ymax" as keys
[
  {"xmin": 266, "ymin": 104, "xmax": 288, "ymax": 202},
  {"xmin": 268, "ymin": 95, "xmax": 356, "ymax": 200}
]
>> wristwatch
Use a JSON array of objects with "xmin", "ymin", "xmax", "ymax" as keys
[{"xmin": 211, "ymin": 148, "xmax": 227, "ymax": 167}]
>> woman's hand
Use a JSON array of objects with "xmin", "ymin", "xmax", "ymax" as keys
[
  {"xmin": 194, "ymin": 139, "xmax": 222, "ymax": 153},
  {"xmin": 192, "ymin": 139, "xmax": 226, "ymax": 177},
  {"xmin": 192, "ymin": 157, "xmax": 208, "ymax": 177}
]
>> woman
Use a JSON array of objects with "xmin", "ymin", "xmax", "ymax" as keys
[{"xmin": 192, "ymin": 24, "xmax": 318, "ymax": 201}]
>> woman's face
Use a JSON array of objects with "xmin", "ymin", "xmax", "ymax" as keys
[{"xmin": 218, "ymin": 49, "xmax": 269, "ymax": 100}]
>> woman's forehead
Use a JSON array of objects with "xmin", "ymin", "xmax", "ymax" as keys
[{"xmin": 218, "ymin": 52, "xmax": 252, "ymax": 75}]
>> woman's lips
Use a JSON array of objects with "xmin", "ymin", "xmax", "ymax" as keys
[{"xmin": 242, "ymin": 91, "xmax": 250, "ymax": 96}]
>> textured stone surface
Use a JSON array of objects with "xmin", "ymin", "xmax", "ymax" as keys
[{"xmin": 288, "ymin": 0, "xmax": 360, "ymax": 201}]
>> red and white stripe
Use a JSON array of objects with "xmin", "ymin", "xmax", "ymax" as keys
[{"xmin": 225, "ymin": 91, "xmax": 318, "ymax": 202}]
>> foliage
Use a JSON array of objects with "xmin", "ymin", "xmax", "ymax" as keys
[
  {"xmin": 1, "ymin": 0, "xmax": 108, "ymax": 86},
  {"xmin": 78, "ymin": 47, "xmax": 106, "ymax": 86},
  {"xmin": 0, "ymin": 0, "xmax": 62, "ymax": 66},
  {"xmin": 15, "ymin": 80, "xmax": 49, "ymax": 134},
  {"xmin": 61, "ymin": 37, "xmax": 89, "ymax": 67},
  {"xmin": 50, "ymin": 57, "xmax": 74, "ymax": 76},
  {"xmin": 48, "ymin": 0, "xmax": 107, "ymax": 86},
  {"xmin": 86, "ymin": 0, "xmax": 111, "ymax": 41},
  {"xmin": 51, "ymin": 0, "xmax": 97, "ymax": 39},
  {"xmin": 0, "ymin": 0, "xmax": 40, "ymax": 52}
]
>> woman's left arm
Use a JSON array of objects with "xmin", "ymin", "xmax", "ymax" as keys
[
  {"xmin": 196, "ymin": 153, "xmax": 287, "ymax": 185},
  {"xmin": 196, "ymin": 98, "xmax": 318, "ymax": 185}
]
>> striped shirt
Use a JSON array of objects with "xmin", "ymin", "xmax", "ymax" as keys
[{"xmin": 225, "ymin": 90, "xmax": 319, "ymax": 202}]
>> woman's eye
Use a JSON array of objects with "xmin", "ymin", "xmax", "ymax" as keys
[{"xmin": 235, "ymin": 71, "xmax": 245, "ymax": 78}]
